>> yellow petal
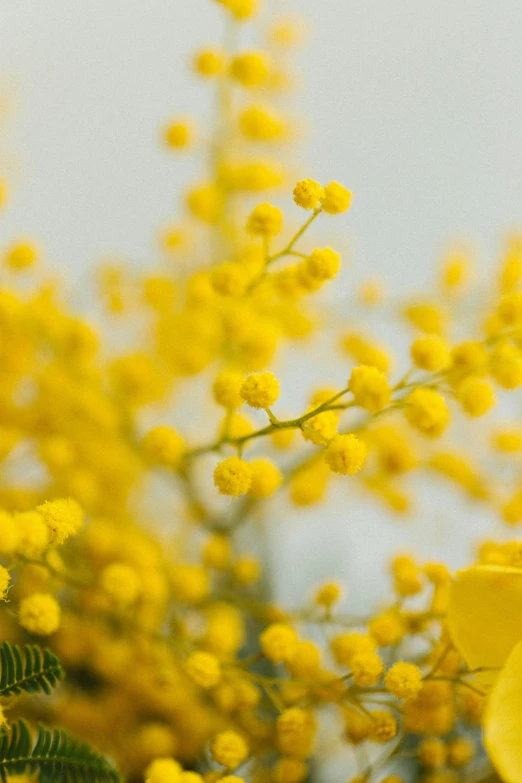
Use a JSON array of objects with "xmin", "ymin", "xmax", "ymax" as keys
[
  {"xmin": 485, "ymin": 640, "xmax": 522, "ymax": 783},
  {"xmin": 448, "ymin": 565, "xmax": 522, "ymax": 682}
]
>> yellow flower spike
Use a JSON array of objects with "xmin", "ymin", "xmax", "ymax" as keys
[
  {"xmin": 483, "ymin": 640, "xmax": 522, "ymax": 783},
  {"xmin": 448, "ymin": 565, "xmax": 522, "ymax": 680}
]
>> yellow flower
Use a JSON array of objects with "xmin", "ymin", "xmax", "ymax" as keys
[
  {"xmin": 293, "ymin": 179, "xmax": 324, "ymax": 210},
  {"xmin": 5, "ymin": 241, "xmax": 39, "ymax": 270},
  {"xmin": 384, "ymin": 661, "xmax": 423, "ymax": 700},
  {"xmin": 240, "ymin": 371, "xmax": 280, "ymax": 409},
  {"xmin": 246, "ymin": 202, "xmax": 283, "ymax": 237},
  {"xmin": 185, "ymin": 651, "xmax": 221, "ymax": 689},
  {"xmin": 324, "ymin": 434, "xmax": 367, "ymax": 475},
  {"xmin": 142, "ymin": 426, "xmax": 185, "ymax": 467},
  {"xmin": 19, "ymin": 593, "xmax": 61, "ymax": 635},
  {"xmin": 457, "ymin": 377, "xmax": 495, "ymax": 417},
  {"xmin": 229, "ymin": 52, "xmax": 269, "ymax": 88},
  {"xmin": 213, "ymin": 370, "xmax": 244, "ymax": 409},
  {"xmin": 0, "ymin": 566, "xmax": 11, "ymax": 600},
  {"xmin": 100, "ymin": 563, "xmax": 141, "ymax": 606},
  {"xmin": 240, "ymin": 105, "xmax": 284, "ymax": 141},
  {"xmin": 320, "ymin": 181, "xmax": 352, "ymax": 214},
  {"xmin": 349, "ymin": 364, "xmax": 390, "ymax": 412},
  {"xmin": 36, "ymin": 498, "xmax": 84, "ymax": 546},
  {"xmin": 193, "ymin": 48, "xmax": 225, "ymax": 78},
  {"xmin": 303, "ymin": 247, "xmax": 341, "ymax": 282},
  {"xmin": 214, "ymin": 456, "xmax": 253, "ymax": 496},
  {"xmin": 164, "ymin": 120, "xmax": 193, "ymax": 150},
  {"xmin": 145, "ymin": 758, "xmax": 182, "ymax": 783},
  {"xmin": 410, "ymin": 334, "xmax": 450, "ymax": 371},
  {"xmin": 260, "ymin": 623, "xmax": 298, "ymax": 663},
  {"xmin": 210, "ymin": 730, "xmax": 249, "ymax": 769},
  {"xmin": 405, "ymin": 388, "xmax": 449, "ymax": 438},
  {"xmin": 248, "ymin": 458, "xmax": 283, "ymax": 498}
]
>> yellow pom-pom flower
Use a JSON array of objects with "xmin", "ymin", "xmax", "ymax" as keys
[
  {"xmin": 185, "ymin": 651, "xmax": 222, "ymax": 689},
  {"xmin": 303, "ymin": 247, "xmax": 341, "ymax": 282},
  {"xmin": 249, "ymin": 458, "xmax": 283, "ymax": 498},
  {"xmin": 246, "ymin": 202, "xmax": 283, "ymax": 237},
  {"xmin": 193, "ymin": 48, "xmax": 225, "ymax": 78},
  {"xmin": 142, "ymin": 426, "xmax": 185, "ymax": 467},
  {"xmin": 411, "ymin": 334, "xmax": 450, "ymax": 372},
  {"xmin": 5, "ymin": 241, "xmax": 39, "ymax": 270},
  {"xmin": 213, "ymin": 370, "xmax": 244, "ymax": 409},
  {"xmin": 349, "ymin": 365, "xmax": 390, "ymax": 412},
  {"xmin": 164, "ymin": 120, "xmax": 193, "ymax": 150},
  {"xmin": 229, "ymin": 52, "xmax": 269, "ymax": 88},
  {"xmin": 293, "ymin": 179, "xmax": 324, "ymax": 210},
  {"xmin": 36, "ymin": 498, "xmax": 84, "ymax": 546},
  {"xmin": 214, "ymin": 456, "xmax": 253, "ymax": 496},
  {"xmin": 210, "ymin": 730, "xmax": 249, "ymax": 769},
  {"xmin": 145, "ymin": 758, "xmax": 182, "ymax": 783},
  {"xmin": 240, "ymin": 371, "xmax": 280, "ymax": 409},
  {"xmin": 100, "ymin": 563, "xmax": 141, "ymax": 606},
  {"xmin": 405, "ymin": 388, "xmax": 449, "ymax": 437},
  {"xmin": 321, "ymin": 181, "xmax": 352, "ymax": 214},
  {"xmin": 0, "ymin": 566, "xmax": 11, "ymax": 600},
  {"xmin": 458, "ymin": 377, "xmax": 495, "ymax": 417},
  {"xmin": 19, "ymin": 593, "xmax": 61, "ymax": 635},
  {"xmin": 324, "ymin": 434, "xmax": 367, "ymax": 475},
  {"xmin": 384, "ymin": 661, "xmax": 423, "ymax": 700},
  {"xmin": 260, "ymin": 623, "xmax": 298, "ymax": 663}
]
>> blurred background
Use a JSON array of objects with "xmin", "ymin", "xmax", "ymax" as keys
[{"xmin": 1, "ymin": 0, "xmax": 522, "ymax": 609}]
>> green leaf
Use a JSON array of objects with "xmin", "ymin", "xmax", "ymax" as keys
[
  {"xmin": 0, "ymin": 720, "xmax": 120, "ymax": 783},
  {"xmin": 0, "ymin": 641, "xmax": 64, "ymax": 698}
]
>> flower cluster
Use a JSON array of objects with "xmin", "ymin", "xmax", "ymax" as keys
[{"xmin": 0, "ymin": 1, "xmax": 520, "ymax": 782}]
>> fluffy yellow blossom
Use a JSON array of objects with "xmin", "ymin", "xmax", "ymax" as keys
[
  {"xmin": 314, "ymin": 582, "xmax": 342, "ymax": 608},
  {"xmin": 142, "ymin": 426, "xmax": 185, "ymax": 467},
  {"xmin": 369, "ymin": 710, "xmax": 398, "ymax": 743},
  {"xmin": 392, "ymin": 555, "xmax": 423, "ymax": 596},
  {"xmin": 293, "ymin": 179, "xmax": 324, "ymax": 210},
  {"xmin": 0, "ymin": 510, "xmax": 20, "ymax": 554},
  {"xmin": 320, "ymin": 181, "xmax": 352, "ymax": 214},
  {"xmin": 405, "ymin": 388, "xmax": 449, "ymax": 437},
  {"xmin": 217, "ymin": 0, "xmax": 258, "ymax": 21},
  {"xmin": 186, "ymin": 182, "xmax": 223, "ymax": 223},
  {"xmin": 490, "ymin": 343, "xmax": 522, "ymax": 389},
  {"xmin": 202, "ymin": 535, "xmax": 231, "ymax": 570},
  {"xmin": 240, "ymin": 105, "xmax": 283, "ymax": 141},
  {"xmin": 145, "ymin": 758, "xmax": 182, "ymax": 783},
  {"xmin": 19, "ymin": 593, "xmax": 61, "ymax": 635},
  {"xmin": 36, "ymin": 498, "xmax": 83, "ymax": 546},
  {"xmin": 458, "ymin": 377, "xmax": 495, "ymax": 417},
  {"xmin": 301, "ymin": 409, "xmax": 338, "ymax": 445},
  {"xmin": 212, "ymin": 262, "xmax": 250, "ymax": 297},
  {"xmin": 164, "ymin": 120, "xmax": 193, "ymax": 150},
  {"xmin": 233, "ymin": 555, "xmax": 261, "ymax": 585},
  {"xmin": 492, "ymin": 427, "xmax": 522, "ymax": 453},
  {"xmin": 240, "ymin": 371, "xmax": 280, "ymax": 409},
  {"xmin": 5, "ymin": 241, "xmax": 39, "ymax": 270},
  {"xmin": 411, "ymin": 334, "xmax": 450, "ymax": 371},
  {"xmin": 324, "ymin": 434, "xmax": 367, "ymax": 475},
  {"xmin": 0, "ymin": 566, "xmax": 11, "ymax": 600},
  {"xmin": 214, "ymin": 456, "xmax": 253, "ymax": 496},
  {"xmin": 249, "ymin": 458, "xmax": 283, "ymax": 498},
  {"xmin": 303, "ymin": 247, "xmax": 341, "ymax": 283},
  {"xmin": 210, "ymin": 731, "xmax": 249, "ymax": 769},
  {"xmin": 229, "ymin": 52, "xmax": 269, "ymax": 87},
  {"xmin": 369, "ymin": 611, "xmax": 405, "ymax": 647},
  {"xmin": 384, "ymin": 661, "xmax": 423, "ymax": 700},
  {"xmin": 185, "ymin": 651, "xmax": 221, "ymax": 689},
  {"xmin": 193, "ymin": 48, "xmax": 224, "ymax": 77},
  {"xmin": 246, "ymin": 202, "xmax": 283, "ymax": 237},
  {"xmin": 213, "ymin": 370, "xmax": 244, "ymax": 409},
  {"xmin": 16, "ymin": 511, "xmax": 50, "ymax": 558},
  {"xmin": 447, "ymin": 738, "xmax": 475, "ymax": 767},
  {"xmin": 331, "ymin": 632, "xmax": 376, "ymax": 667},
  {"xmin": 349, "ymin": 365, "xmax": 390, "ymax": 412},
  {"xmin": 351, "ymin": 651, "xmax": 384, "ymax": 686},
  {"xmin": 418, "ymin": 738, "xmax": 447, "ymax": 768},
  {"xmin": 272, "ymin": 758, "xmax": 308, "ymax": 783},
  {"xmin": 260, "ymin": 623, "xmax": 298, "ymax": 664},
  {"xmin": 100, "ymin": 563, "xmax": 141, "ymax": 606}
]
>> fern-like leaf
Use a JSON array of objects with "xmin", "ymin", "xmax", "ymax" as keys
[
  {"xmin": 0, "ymin": 641, "xmax": 64, "ymax": 698},
  {"xmin": 0, "ymin": 720, "xmax": 120, "ymax": 783}
]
